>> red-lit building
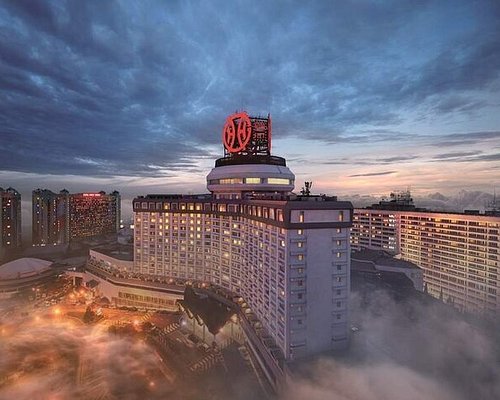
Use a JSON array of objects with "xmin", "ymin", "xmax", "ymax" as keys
[
  {"xmin": 69, "ymin": 191, "xmax": 120, "ymax": 240},
  {"xmin": 32, "ymin": 190, "xmax": 120, "ymax": 244}
]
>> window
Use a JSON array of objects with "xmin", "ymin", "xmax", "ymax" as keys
[
  {"xmin": 336, "ymin": 252, "xmax": 342, "ymax": 258},
  {"xmin": 337, "ymin": 265, "xmax": 342, "ymax": 271},
  {"xmin": 245, "ymin": 177, "xmax": 261, "ymax": 184},
  {"xmin": 298, "ymin": 229, "xmax": 303, "ymax": 235},
  {"xmin": 268, "ymin": 178, "xmax": 290, "ymax": 185},
  {"xmin": 336, "ymin": 314, "xmax": 341, "ymax": 320},
  {"xmin": 336, "ymin": 276, "xmax": 342, "ymax": 283},
  {"xmin": 336, "ymin": 228, "xmax": 342, "ymax": 233},
  {"xmin": 298, "ymin": 293, "xmax": 303, "ymax": 300},
  {"xmin": 297, "ymin": 242, "xmax": 303, "ymax": 248},
  {"xmin": 297, "ymin": 319, "xmax": 302, "ymax": 325},
  {"xmin": 220, "ymin": 178, "xmax": 244, "ymax": 184},
  {"xmin": 298, "ymin": 254, "xmax": 304, "ymax": 261},
  {"xmin": 339, "ymin": 211, "xmax": 344, "ymax": 222},
  {"xmin": 299, "ymin": 211, "xmax": 304, "ymax": 223},
  {"xmin": 336, "ymin": 301, "xmax": 341, "ymax": 307}
]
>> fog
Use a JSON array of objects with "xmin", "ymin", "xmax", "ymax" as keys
[
  {"xmin": 283, "ymin": 290, "xmax": 500, "ymax": 400},
  {"xmin": 1, "ymin": 286, "xmax": 499, "ymax": 400},
  {"xmin": 0, "ymin": 318, "xmax": 187, "ymax": 400}
]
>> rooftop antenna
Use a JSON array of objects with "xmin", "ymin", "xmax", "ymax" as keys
[{"xmin": 300, "ymin": 182, "xmax": 312, "ymax": 196}]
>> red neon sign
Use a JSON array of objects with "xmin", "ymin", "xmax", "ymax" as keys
[
  {"xmin": 222, "ymin": 112, "xmax": 252, "ymax": 153},
  {"xmin": 82, "ymin": 193, "xmax": 101, "ymax": 197}
]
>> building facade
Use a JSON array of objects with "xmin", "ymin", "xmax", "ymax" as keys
[
  {"xmin": 133, "ymin": 112, "xmax": 353, "ymax": 360},
  {"xmin": 69, "ymin": 191, "xmax": 120, "ymax": 240},
  {"xmin": 0, "ymin": 187, "xmax": 22, "ymax": 257},
  {"xmin": 32, "ymin": 190, "xmax": 120, "ymax": 244},
  {"xmin": 351, "ymin": 200, "xmax": 500, "ymax": 316},
  {"xmin": 399, "ymin": 212, "xmax": 499, "ymax": 315},
  {"xmin": 351, "ymin": 210, "xmax": 398, "ymax": 253},
  {"xmin": 32, "ymin": 189, "xmax": 70, "ymax": 246}
]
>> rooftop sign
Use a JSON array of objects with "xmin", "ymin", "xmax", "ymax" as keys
[{"xmin": 222, "ymin": 111, "xmax": 272, "ymax": 156}]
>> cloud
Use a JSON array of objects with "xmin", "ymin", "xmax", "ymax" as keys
[
  {"xmin": 349, "ymin": 171, "xmax": 397, "ymax": 177},
  {"xmin": 432, "ymin": 151, "xmax": 483, "ymax": 159},
  {"xmin": 282, "ymin": 287, "xmax": 500, "ymax": 400},
  {"xmin": 0, "ymin": 0, "xmax": 499, "ymax": 184}
]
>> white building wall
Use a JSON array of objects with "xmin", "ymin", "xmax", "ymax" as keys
[{"xmin": 133, "ymin": 203, "xmax": 352, "ymax": 360}]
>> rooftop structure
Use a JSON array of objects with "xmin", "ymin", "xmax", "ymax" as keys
[
  {"xmin": 351, "ymin": 249, "xmax": 423, "ymax": 291},
  {"xmin": 0, "ymin": 257, "xmax": 56, "ymax": 298}
]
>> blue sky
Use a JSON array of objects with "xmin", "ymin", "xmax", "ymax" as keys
[{"xmin": 1, "ymin": 0, "xmax": 499, "ymax": 204}]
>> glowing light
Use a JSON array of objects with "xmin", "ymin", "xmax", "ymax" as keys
[{"xmin": 222, "ymin": 112, "xmax": 252, "ymax": 153}]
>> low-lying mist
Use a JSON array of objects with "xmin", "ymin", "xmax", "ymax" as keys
[{"xmin": 283, "ymin": 289, "xmax": 500, "ymax": 400}]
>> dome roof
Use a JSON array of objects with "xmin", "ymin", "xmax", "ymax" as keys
[{"xmin": 0, "ymin": 258, "xmax": 53, "ymax": 280}]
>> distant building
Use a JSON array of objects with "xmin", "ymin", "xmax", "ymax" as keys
[
  {"xmin": 69, "ymin": 191, "xmax": 120, "ymax": 240},
  {"xmin": 399, "ymin": 211, "xmax": 499, "ymax": 315},
  {"xmin": 0, "ymin": 187, "xmax": 22, "ymax": 257},
  {"xmin": 32, "ymin": 190, "xmax": 120, "ymax": 245},
  {"xmin": 32, "ymin": 189, "xmax": 70, "ymax": 246},
  {"xmin": 133, "ymin": 111, "xmax": 353, "ymax": 361},
  {"xmin": 0, "ymin": 258, "xmax": 56, "ymax": 299},
  {"xmin": 351, "ymin": 193, "xmax": 500, "ymax": 316},
  {"xmin": 351, "ymin": 210, "xmax": 398, "ymax": 253}
]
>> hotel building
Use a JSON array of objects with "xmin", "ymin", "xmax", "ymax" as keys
[
  {"xmin": 133, "ymin": 112, "xmax": 353, "ymax": 360},
  {"xmin": 32, "ymin": 190, "xmax": 120, "ymax": 244},
  {"xmin": 399, "ymin": 212, "xmax": 499, "ymax": 315},
  {"xmin": 351, "ymin": 194, "xmax": 500, "ymax": 316},
  {"xmin": 0, "ymin": 187, "xmax": 22, "ymax": 257},
  {"xmin": 69, "ymin": 191, "xmax": 120, "ymax": 240}
]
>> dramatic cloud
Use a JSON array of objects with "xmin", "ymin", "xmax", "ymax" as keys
[
  {"xmin": 0, "ymin": 0, "xmax": 499, "ymax": 199},
  {"xmin": 348, "ymin": 171, "xmax": 397, "ymax": 178}
]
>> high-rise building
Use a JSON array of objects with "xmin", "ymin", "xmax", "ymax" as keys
[
  {"xmin": 133, "ymin": 112, "xmax": 353, "ymax": 360},
  {"xmin": 32, "ymin": 190, "xmax": 120, "ymax": 243},
  {"xmin": 32, "ymin": 189, "xmax": 70, "ymax": 246},
  {"xmin": 69, "ymin": 191, "xmax": 120, "ymax": 240},
  {"xmin": 351, "ymin": 194, "xmax": 500, "ymax": 316},
  {"xmin": 0, "ymin": 187, "xmax": 22, "ymax": 256},
  {"xmin": 399, "ymin": 212, "xmax": 499, "ymax": 315}
]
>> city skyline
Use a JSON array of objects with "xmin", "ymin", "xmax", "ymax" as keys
[{"xmin": 1, "ymin": 0, "xmax": 499, "ymax": 201}]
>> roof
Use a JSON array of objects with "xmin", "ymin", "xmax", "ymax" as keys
[
  {"xmin": 0, "ymin": 258, "xmax": 53, "ymax": 280},
  {"xmin": 92, "ymin": 244, "xmax": 134, "ymax": 261},
  {"xmin": 352, "ymin": 249, "xmax": 420, "ymax": 269}
]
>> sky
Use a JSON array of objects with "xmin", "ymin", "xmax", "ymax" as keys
[{"xmin": 1, "ymin": 0, "xmax": 500, "ymax": 210}]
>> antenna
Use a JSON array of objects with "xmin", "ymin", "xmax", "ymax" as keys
[{"xmin": 300, "ymin": 182, "xmax": 312, "ymax": 196}]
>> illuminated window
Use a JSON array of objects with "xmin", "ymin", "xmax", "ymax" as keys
[
  {"xmin": 299, "ymin": 211, "xmax": 304, "ymax": 223},
  {"xmin": 267, "ymin": 178, "xmax": 290, "ymax": 185},
  {"xmin": 339, "ymin": 211, "xmax": 344, "ymax": 222},
  {"xmin": 219, "ymin": 178, "xmax": 244, "ymax": 184},
  {"xmin": 245, "ymin": 177, "xmax": 261, "ymax": 184}
]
